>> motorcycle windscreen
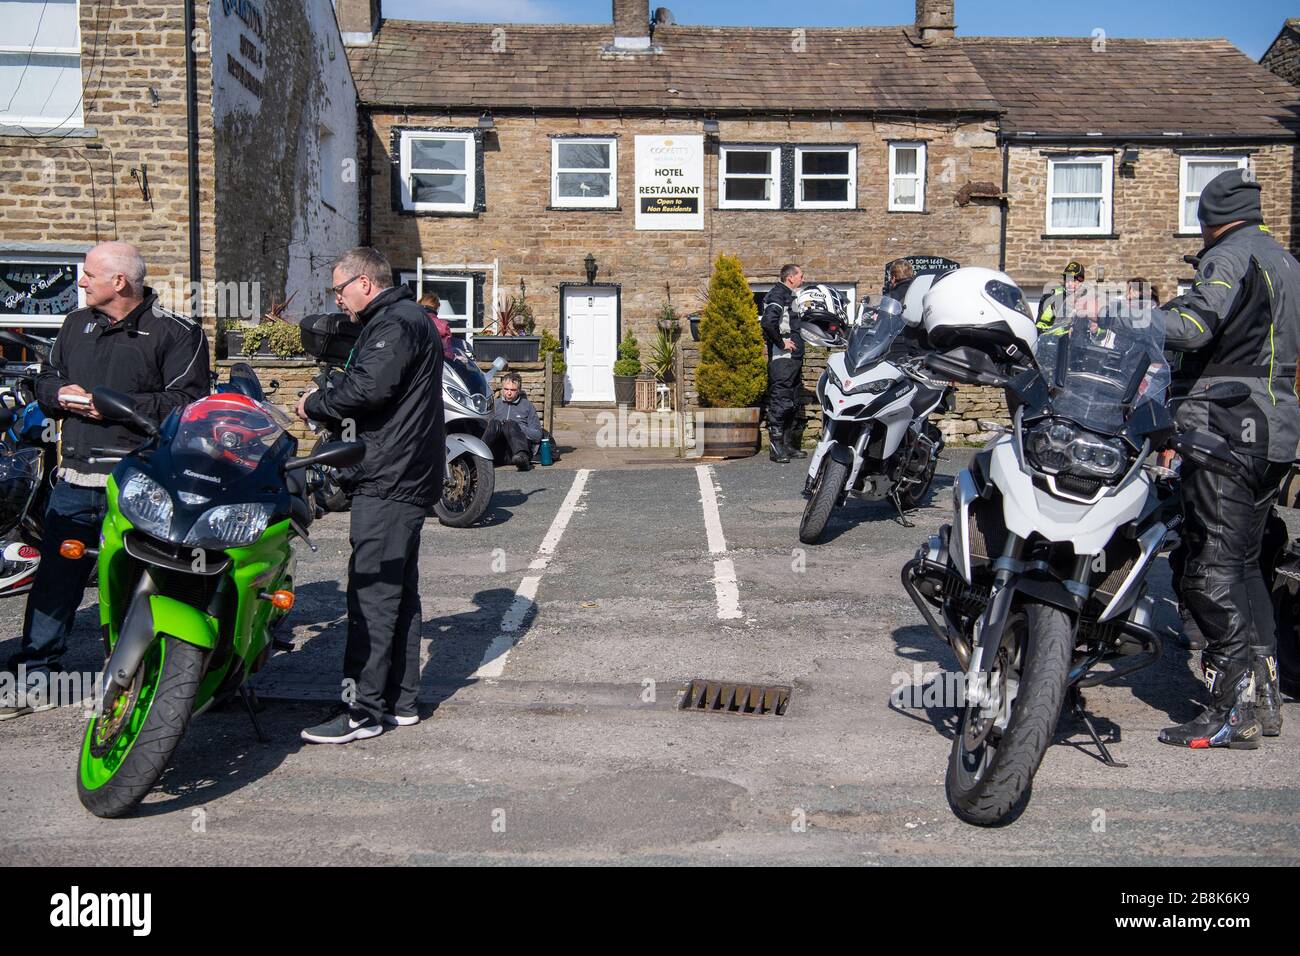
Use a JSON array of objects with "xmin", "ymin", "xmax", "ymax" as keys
[
  {"xmin": 845, "ymin": 305, "xmax": 907, "ymax": 375},
  {"xmin": 170, "ymin": 395, "xmax": 291, "ymax": 480},
  {"xmin": 1034, "ymin": 306, "xmax": 1168, "ymax": 435}
]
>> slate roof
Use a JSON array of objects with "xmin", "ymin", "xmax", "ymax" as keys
[
  {"xmin": 962, "ymin": 37, "xmax": 1300, "ymax": 138},
  {"xmin": 348, "ymin": 21, "xmax": 1001, "ymax": 114}
]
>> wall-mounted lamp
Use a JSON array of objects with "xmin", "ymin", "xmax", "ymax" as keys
[
  {"xmin": 1119, "ymin": 145, "xmax": 1140, "ymax": 166},
  {"xmin": 478, "ymin": 112, "xmax": 495, "ymax": 131},
  {"xmin": 702, "ymin": 118, "xmax": 719, "ymax": 135},
  {"xmin": 584, "ymin": 253, "xmax": 598, "ymax": 285}
]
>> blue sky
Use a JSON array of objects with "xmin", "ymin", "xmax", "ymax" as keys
[{"xmin": 383, "ymin": 0, "xmax": 1292, "ymax": 59}]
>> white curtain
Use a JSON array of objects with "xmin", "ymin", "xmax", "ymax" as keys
[
  {"xmin": 1051, "ymin": 161, "xmax": 1103, "ymax": 229},
  {"xmin": 1186, "ymin": 161, "xmax": 1239, "ymax": 225}
]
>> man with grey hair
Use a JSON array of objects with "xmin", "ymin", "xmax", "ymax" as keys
[
  {"xmin": 1, "ymin": 241, "xmax": 209, "ymax": 720},
  {"xmin": 297, "ymin": 246, "xmax": 444, "ymax": 743}
]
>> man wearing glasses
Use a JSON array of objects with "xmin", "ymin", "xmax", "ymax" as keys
[{"xmin": 296, "ymin": 247, "xmax": 444, "ymax": 744}]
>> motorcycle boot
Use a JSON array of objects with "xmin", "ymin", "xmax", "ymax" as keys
[
  {"xmin": 1251, "ymin": 647, "xmax": 1284, "ymax": 737},
  {"xmin": 768, "ymin": 428, "xmax": 790, "ymax": 464},
  {"xmin": 1159, "ymin": 656, "xmax": 1261, "ymax": 749},
  {"xmin": 784, "ymin": 422, "xmax": 808, "ymax": 459}
]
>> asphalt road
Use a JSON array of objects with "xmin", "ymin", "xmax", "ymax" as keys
[{"xmin": 1, "ymin": 450, "xmax": 1297, "ymax": 865}]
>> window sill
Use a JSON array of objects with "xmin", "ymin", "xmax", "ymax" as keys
[
  {"xmin": 397, "ymin": 208, "xmax": 481, "ymax": 218},
  {"xmin": 0, "ymin": 124, "xmax": 97, "ymax": 138},
  {"xmin": 721, "ymin": 207, "xmax": 864, "ymax": 214},
  {"xmin": 1040, "ymin": 233, "xmax": 1119, "ymax": 240},
  {"xmin": 887, "ymin": 208, "xmax": 929, "ymax": 214},
  {"xmin": 546, "ymin": 205, "xmax": 622, "ymax": 212},
  {"xmin": 1174, "ymin": 231, "xmax": 1203, "ymax": 238}
]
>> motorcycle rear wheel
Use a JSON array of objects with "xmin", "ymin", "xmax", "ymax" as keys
[
  {"xmin": 799, "ymin": 456, "xmax": 849, "ymax": 545},
  {"xmin": 77, "ymin": 637, "xmax": 206, "ymax": 819},
  {"xmin": 946, "ymin": 602, "xmax": 1072, "ymax": 827},
  {"xmin": 435, "ymin": 453, "xmax": 495, "ymax": 528}
]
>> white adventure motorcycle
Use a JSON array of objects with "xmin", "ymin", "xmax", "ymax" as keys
[
  {"xmin": 799, "ymin": 294, "xmax": 954, "ymax": 544},
  {"xmin": 900, "ymin": 266, "xmax": 1246, "ymax": 826}
]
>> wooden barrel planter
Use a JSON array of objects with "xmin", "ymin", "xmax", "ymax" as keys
[{"xmin": 696, "ymin": 406, "xmax": 761, "ymax": 458}]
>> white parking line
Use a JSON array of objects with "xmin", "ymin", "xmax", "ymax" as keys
[
  {"xmin": 695, "ymin": 464, "xmax": 742, "ymax": 620},
  {"xmin": 474, "ymin": 468, "xmax": 593, "ymax": 679}
]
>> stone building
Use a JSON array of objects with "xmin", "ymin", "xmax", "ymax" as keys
[
  {"xmin": 0, "ymin": 0, "xmax": 359, "ymax": 343},
  {"xmin": 968, "ymin": 35, "xmax": 1300, "ymax": 307},
  {"xmin": 1262, "ymin": 19, "xmax": 1300, "ymax": 89},
  {"xmin": 343, "ymin": 0, "xmax": 1300, "ymax": 416}
]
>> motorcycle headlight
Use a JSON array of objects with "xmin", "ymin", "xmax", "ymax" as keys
[
  {"xmin": 843, "ymin": 377, "xmax": 892, "ymax": 396},
  {"xmin": 183, "ymin": 502, "xmax": 273, "ymax": 548},
  {"xmin": 1025, "ymin": 420, "xmax": 1127, "ymax": 481},
  {"xmin": 119, "ymin": 470, "xmax": 173, "ymax": 540},
  {"xmin": 471, "ymin": 393, "xmax": 490, "ymax": 414},
  {"xmin": 445, "ymin": 384, "xmax": 472, "ymax": 409}
]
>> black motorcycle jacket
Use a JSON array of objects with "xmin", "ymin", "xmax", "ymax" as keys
[
  {"xmin": 35, "ymin": 290, "xmax": 211, "ymax": 478},
  {"xmin": 760, "ymin": 282, "xmax": 803, "ymax": 360},
  {"xmin": 304, "ymin": 285, "xmax": 444, "ymax": 507},
  {"xmin": 1156, "ymin": 222, "xmax": 1300, "ymax": 462}
]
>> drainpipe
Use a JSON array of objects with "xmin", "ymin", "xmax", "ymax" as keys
[
  {"xmin": 998, "ymin": 140, "xmax": 1009, "ymax": 274},
  {"xmin": 183, "ymin": 0, "xmax": 201, "ymax": 318}
]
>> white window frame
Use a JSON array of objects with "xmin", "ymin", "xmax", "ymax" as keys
[
  {"xmin": 0, "ymin": 0, "xmax": 83, "ymax": 129},
  {"xmin": 888, "ymin": 142, "xmax": 926, "ymax": 212},
  {"xmin": 399, "ymin": 270, "xmax": 474, "ymax": 334},
  {"xmin": 398, "ymin": 130, "xmax": 476, "ymax": 213},
  {"xmin": 0, "ymin": 251, "xmax": 85, "ymax": 329},
  {"xmin": 1045, "ymin": 154, "xmax": 1113, "ymax": 236},
  {"xmin": 550, "ymin": 137, "xmax": 617, "ymax": 209},
  {"xmin": 1179, "ymin": 154, "xmax": 1249, "ymax": 235},
  {"xmin": 794, "ymin": 146, "xmax": 857, "ymax": 210},
  {"xmin": 718, "ymin": 145, "xmax": 781, "ymax": 210},
  {"xmin": 749, "ymin": 280, "xmax": 856, "ymax": 319}
]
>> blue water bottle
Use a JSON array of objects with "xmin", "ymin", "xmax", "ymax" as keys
[{"xmin": 539, "ymin": 437, "xmax": 554, "ymax": 466}]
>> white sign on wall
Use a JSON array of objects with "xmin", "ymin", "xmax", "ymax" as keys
[{"xmin": 635, "ymin": 135, "xmax": 704, "ymax": 231}]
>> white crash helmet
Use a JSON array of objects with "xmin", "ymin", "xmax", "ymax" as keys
[
  {"xmin": 921, "ymin": 267, "xmax": 1038, "ymax": 358},
  {"xmin": 795, "ymin": 284, "xmax": 849, "ymax": 349}
]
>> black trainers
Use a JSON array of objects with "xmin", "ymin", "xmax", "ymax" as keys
[
  {"xmin": 512, "ymin": 451, "xmax": 532, "ymax": 471},
  {"xmin": 0, "ymin": 673, "xmax": 60, "ymax": 721},
  {"xmin": 300, "ymin": 711, "xmax": 383, "ymax": 744},
  {"xmin": 382, "ymin": 710, "xmax": 419, "ymax": 728}
]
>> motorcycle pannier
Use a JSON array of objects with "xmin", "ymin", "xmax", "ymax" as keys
[{"xmin": 299, "ymin": 312, "xmax": 361, "ymax": 365}]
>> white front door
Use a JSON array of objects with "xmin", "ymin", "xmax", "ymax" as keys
[{"xmin": 563, "ymin": 287, "xmax": 618, "ymax": 402}]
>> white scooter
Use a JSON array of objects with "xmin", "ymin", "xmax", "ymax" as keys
[
  {"xmin": 435, "ymin": 349, "xmax": 506, "ymax": 527},
  {"xmin": 799, "ymin": 293, "xmax": 954, "ymax": 544}
]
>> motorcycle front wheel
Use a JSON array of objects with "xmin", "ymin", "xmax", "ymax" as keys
[
  {"xmin": 435, "ymin": 453, "xmax": 495, "ymax": 528},
  {"xmin": 946, "ymin": 602, "xmax": 1072, "ymax": 827},
  {"xmin": 77, "ymin": 636, "xmax": 206, "ymax": 819},
  {"xmin": 799, "ymin": 455, "xmax": 849, "ymax": 545}
]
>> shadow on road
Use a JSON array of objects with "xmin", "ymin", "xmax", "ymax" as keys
[{"xmin": 815, "ymin": 473, "xmax": 955, "ymax": 544}]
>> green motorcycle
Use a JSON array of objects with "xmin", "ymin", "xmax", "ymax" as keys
[{"xmin": 75, "ymin": 375, "xmax": 363, "ymax": 818}]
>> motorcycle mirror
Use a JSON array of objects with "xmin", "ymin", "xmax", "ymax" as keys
[
  {"xmin": 91, "ymin": 387, "xmax": 159, "ymax": 437},
  {"xmin": 922, "ymin": 347, "xmax": 1009, "ymax": 388},
  {"xmin": 285, "ymin": 440, "xmax": 365, "ymax": 472},
  {"xmin": 1171, "ymin": 430, "xmax": 1243, "ymax": 478},
  {"xmin": 1172, "ymin": 381, "xmax": 1251, "ymax": 407},
  {"xmin": 876, "ymin": 296, "xmax": 903, "ymax": 317}
]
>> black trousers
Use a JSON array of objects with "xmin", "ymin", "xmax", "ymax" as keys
[
  {"xmin": 1180, "ymin": 456, "xmax": 1290, "ymax": 671},
  {"xmin": 344, "ymin": 494, "xmax": 427, "ymax": 723},
  {"xmin": 483, "ymin": 419, "xmax": 531, "ymax": 462},
  {"xmin": 767, "ymin": 356, "xmax": 803, "ymax": 433}
]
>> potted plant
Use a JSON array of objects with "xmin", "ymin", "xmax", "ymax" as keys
[
  {"xmin": 612, "ymin": 332, "xmax": 641, "ymax": 406},
  {"xmin": 540, "ymin": 329, "xmax": 566, "ymax": 407},
  {"xmin": 241, "ymin": 320, "xmax": 306, "ymax": 359},
  {"xmin": 222, "ymin": 318, "xmax": 251, "ymax": 357},
  {"xmin": 474, "ymin": 289, "xmax": 540, "ymax": 364},
  {"xmin": 695, "ymin": 253, "xmax": 766, "ymax": 458}
]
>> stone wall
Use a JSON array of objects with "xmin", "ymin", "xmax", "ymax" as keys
[
  {"xmin": 1003, "ymin": 143, "xmax": 1298, "ymax": 295},
  {"xmin": 364, "ymin": 112, "xmax": 1004, "ymax": 348},
  {"xmin": 1262, "ymin": 24, "xmax": 1300, "ymax": 89},
  {"xmin": 679, "ymin": 335, "xmax": 1007, "ymax": 446}
]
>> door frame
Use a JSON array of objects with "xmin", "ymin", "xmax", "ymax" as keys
[{"xmin": 558, "ymin": 282, "xmax": 622, "ymax": 401}]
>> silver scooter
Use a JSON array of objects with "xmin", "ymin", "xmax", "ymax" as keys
[{"xmin": 435, "ymin": 349, "xmax": 506, "ymax": 527}]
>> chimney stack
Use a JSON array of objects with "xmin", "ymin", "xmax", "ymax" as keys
[
  {"xmin": 915, "ymin": 0, "xmax": 955, "ymax": 42},
  {"xmin": 612, "ymin": 0, "xmax": 651, "ymax": 51},
  {"xmin": 335, "ymin": 0, "xmax": 381, "ymax": 47}
]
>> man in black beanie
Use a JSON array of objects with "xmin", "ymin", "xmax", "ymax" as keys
[{"xmin": 1153, "ymin": 168, "xmax": 1300, "ymax": 749}]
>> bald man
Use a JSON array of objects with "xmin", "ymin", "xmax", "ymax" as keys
[{"xmin": 0, "ymin": 242, "xmax": 209, "ymax": 719}]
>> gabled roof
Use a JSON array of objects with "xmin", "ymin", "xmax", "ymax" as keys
[
  {"xmin": 963, "ymin": 37, "xmax": 1300, "ymax": 139},
  {"xmin": 348, "ymin": 21, "xmax": 1001, "ymax": 114}
]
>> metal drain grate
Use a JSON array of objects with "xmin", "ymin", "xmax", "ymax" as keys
[{"xmin": 679, "ymin": 680, "xmax": 791, "ymax": 717}]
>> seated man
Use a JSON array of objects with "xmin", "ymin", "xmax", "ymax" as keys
[{"xmin": 485, "ymin": 372, "xmax": 543, "ymax": 470}]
